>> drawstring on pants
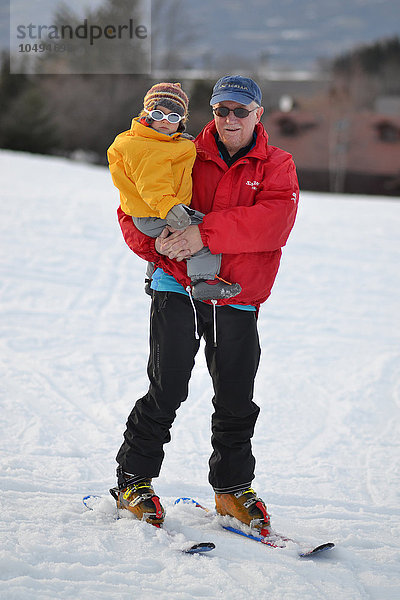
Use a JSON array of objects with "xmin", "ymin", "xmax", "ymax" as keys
[
  {"xmin": 186, "ymin": 286, "xmax": 200, "ymax": 340},
  {"xmin": 211, "ymin": 299, "xmax": 217, "ymax": 347},
  {"xmin": 186, "ymin": 286, "xmax": 218, "ymax": 347}
]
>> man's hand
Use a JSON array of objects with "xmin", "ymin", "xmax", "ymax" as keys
[{"xmin": 155, "ymin": 225, "xmax": 204, "ymax": 261}]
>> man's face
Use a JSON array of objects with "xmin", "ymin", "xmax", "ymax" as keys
[{"xmin": 213, "ymin": 100, "xmax": 264, "ymax": 155}]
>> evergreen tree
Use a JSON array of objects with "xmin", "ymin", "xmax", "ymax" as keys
[
  {"xmin": 333, "ymin": 36, "xmax": 400, "ymax": 97},
  {"xmin": 0, "ymin": 53, "xmax": 59, "ymax": 154},
  {"xmin": 0, "ymin": 52, "xmax": 29, "ymax": 118}
]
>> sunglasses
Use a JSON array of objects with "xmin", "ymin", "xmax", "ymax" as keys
[
  {"xmin": 213, "ymin": 106, "xmax": 258, "ymax": 118},
  {"xmin": 144, "ymin": 108, "xmax": 184, "ymax": 123}
]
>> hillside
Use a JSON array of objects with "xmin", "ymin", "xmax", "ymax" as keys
[{"xmin": 0, "ymin": 150, "xmax": 399, "ymax": 599}]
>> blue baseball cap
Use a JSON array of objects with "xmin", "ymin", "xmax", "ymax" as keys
[{"xmin": 210, "ymin": 75, "xmax": 262, "ymax": 107}]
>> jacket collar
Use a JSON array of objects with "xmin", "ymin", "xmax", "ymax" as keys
[
  {"xmin": 195, "ymin": 120, "xmax": 269, "ymax": 162},
  {"xmin": 130, "ymin": 117, "xmax": 182, "ymax": 141}
]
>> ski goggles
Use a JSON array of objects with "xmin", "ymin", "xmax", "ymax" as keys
[
  {"xmin": 144, "ymin": 108, "xmax": 184, "ymax": 123},
  {"xmin": 212, "ymin": 106, "xmax": 258, "ymax": 118}
]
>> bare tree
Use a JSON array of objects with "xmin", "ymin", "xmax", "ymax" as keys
[
  {"xmin": 34, "ymin": 0, "xmax": 150, "ymax": 75},
  {"xmin": 151, "ymin": 0, "xmax": 196, "ymax": 72}
]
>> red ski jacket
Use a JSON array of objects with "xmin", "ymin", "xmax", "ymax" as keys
[{"xmin": 117, "ymin": 120, "xmax": 299, "ymax": 309}]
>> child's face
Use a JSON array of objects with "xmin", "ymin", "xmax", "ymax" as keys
[{"xmin": 150, "ymin": 105, "xmax": 181, "ymax": 135}]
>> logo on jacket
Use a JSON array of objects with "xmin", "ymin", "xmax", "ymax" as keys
[{"xmin": 246, "ymin": 180, "xmax": 260, "ymax": 190}]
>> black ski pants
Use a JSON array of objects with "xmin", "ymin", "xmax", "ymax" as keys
[{"xmin": 116, "ymin": 291, "xmax": 261, "ymax": 492}]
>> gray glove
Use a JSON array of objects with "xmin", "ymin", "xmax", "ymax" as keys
[
  {"xmin": 181, "ymin": 132, "xmax": 195, "ymax": 141},
  {"xmin": 165, "ymin": 204, "xmax": 192, "ymax": 229}
]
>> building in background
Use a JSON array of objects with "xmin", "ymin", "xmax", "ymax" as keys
[{"xmin": 264, "ymin": 93, "xmax": 400, "ymax": 196}]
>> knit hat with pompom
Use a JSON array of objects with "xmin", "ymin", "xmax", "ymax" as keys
[{"xmin": 142, "ymin": 82, "xmax": 189, "ymax": 119}]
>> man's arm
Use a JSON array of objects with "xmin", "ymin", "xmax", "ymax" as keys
[
  {"xmin": 158, "ymin": 156, "xmax": 298, "ymax": 259},
  {"xmin": 198, "ymin": 157, "xmax": 299, "ymax": 255},
  {"xmin": 117, "ymin": 206, "xmax": 192, "ymax": 269},
  {"xmin": 117, "ymin": 207, "xmax": 157, "ymax": 261}
]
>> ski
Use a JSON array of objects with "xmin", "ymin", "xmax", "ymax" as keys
[
  {"xmin": 174, "ymin": 497, "xmax": 334, "ymax": 558},
  {"xmin": 82, "ymin": 493, "xmax": 215, "ymax": 555}
]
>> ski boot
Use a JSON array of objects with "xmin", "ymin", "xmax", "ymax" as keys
[
  {"xmin": 110, "ymin": 480, "xmax": 165, "ymax": 527},
  {"xmin": 215, "ymin": 488, "xmax": 271, "ymax": 535}
]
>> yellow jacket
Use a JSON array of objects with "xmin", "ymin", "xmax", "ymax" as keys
[{"xmin": 107, "ymin": 118, "xmax": 196, "ymax": 219}]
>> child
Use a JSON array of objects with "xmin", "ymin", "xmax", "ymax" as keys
[{"xmin": 107, "ymin": 82, "xmax": 241, "ymax": 301}]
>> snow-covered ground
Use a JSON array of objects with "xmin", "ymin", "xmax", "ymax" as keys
[{"xmin": 0, "ymin": 149, "xmax": 399, "ymax": 600}]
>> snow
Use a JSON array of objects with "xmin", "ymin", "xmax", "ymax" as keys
[{"xmin": 0, "ymin": 149, "xmax": 399, "ymax": 599}]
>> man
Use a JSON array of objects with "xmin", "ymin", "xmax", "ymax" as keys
[{"xmin": 112, "ymin": 75, "xmax": 299, "ymax": 533}]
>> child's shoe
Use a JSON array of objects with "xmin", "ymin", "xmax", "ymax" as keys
[
  {"xmin": 192, "ymin": 276, "xmax": 241, "ymax": 301},
  {"xmin": 110, "ymin": 480, "xmax": 165, "ymax": 527},
  {"xmin": 144, "ymin": 261, "xmax": 154, "ymax": 296},
  {"xmin": 215, "ymin": 487, "xmax": 271, "ymax": 533}
]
